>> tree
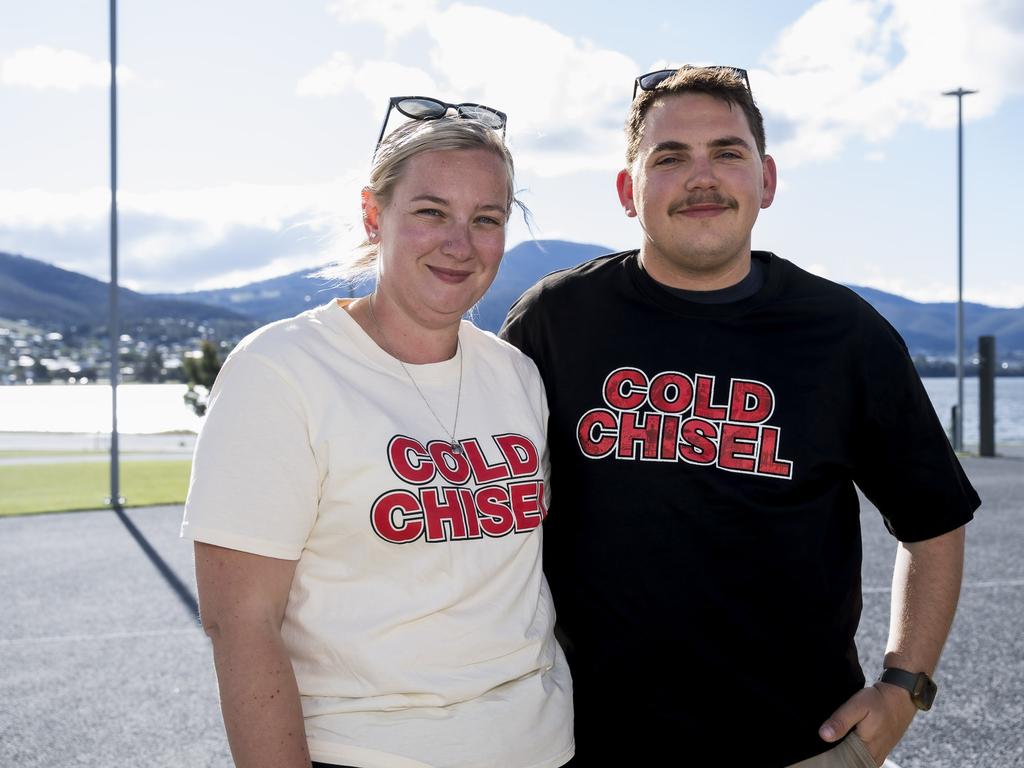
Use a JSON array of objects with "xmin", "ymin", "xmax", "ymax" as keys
[
  {"xmin": 30, "ymin": 358, "xmax": 51, "ymax": 383},
  {"xmin": 138, "ymin": 347, "xmax": 164, "ymax": 383},
  {"xmin": 183, "ymin": 340, "xmax": 223, "ymax": 416}
]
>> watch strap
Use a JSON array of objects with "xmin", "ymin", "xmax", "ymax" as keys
[{"xmin": 878, "ymin": 667, "xmax": 936, "ymax": 711}]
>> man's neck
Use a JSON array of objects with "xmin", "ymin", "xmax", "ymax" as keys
[{"xmin": 638, "ymin": 249, "xmax": 752, "ymax": 292}]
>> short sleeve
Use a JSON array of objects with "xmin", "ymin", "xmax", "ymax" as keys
[
  {"xmin": 851, "ymin": 308, "xmax": 979, "ymax": 542},
  {"xmin": 180, "ymin": 349, "xmax": 321, "ymax": 559}
]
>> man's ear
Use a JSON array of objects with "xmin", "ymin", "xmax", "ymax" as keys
[
  {"xmin": 361, "ymin": 187, "xmax": 381, "ymax": 240},
  {"xmin": 760, "ymin": 155, "xmax": 778, "ymax": 209},
  {"xmin": 616, "ymin": 168, "xmax": 638, "ymax": 217}
]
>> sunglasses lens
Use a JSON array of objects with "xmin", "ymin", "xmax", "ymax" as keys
[
  {"xmin": 396, "ymin": 98, "xmax": 447, "ymax": 119},
  {"xmin": 638, "ymin": 70, "xmax": 675, "ymax": 92},
  {"xmin": 458, "ymin": 106, "xmax": 504, "ymax": 129}
]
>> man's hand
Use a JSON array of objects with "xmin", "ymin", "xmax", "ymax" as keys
[{"xmin": 818, "ymin": 681, "xmax": 918, "ymax": 765}]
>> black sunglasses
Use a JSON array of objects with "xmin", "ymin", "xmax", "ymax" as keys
[
  {"xmin": 632, "ymin": 66, "xmax": 751, "ymax": 101},
  {"xmin": 375, "ymin": 96, "xmax": 508, "ymax": 150}
]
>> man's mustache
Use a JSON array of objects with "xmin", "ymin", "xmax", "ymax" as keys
[{"xmin": 671, "ymin": 192, "xmax": 737, "ymax": 211}]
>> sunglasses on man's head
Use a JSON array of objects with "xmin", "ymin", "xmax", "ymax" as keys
[
  {"xmin": 632, "ymin": 66, "xmax": 751, "ymax": 101},
  {"xmin": 375, "ymin": 96, "xmax": 508, "ymax": 151}
]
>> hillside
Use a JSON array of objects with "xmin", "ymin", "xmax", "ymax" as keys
[
  {"xmin": 3, "ymin": 245, "xmax": 1023, "ymax": 357},
  {"xmin": 161, "ymin": 240, "xmax": 611, "ymax": 329},
  {"xmin": 0, "ymin": 251, "xmax": 253, "ymax": 334}
]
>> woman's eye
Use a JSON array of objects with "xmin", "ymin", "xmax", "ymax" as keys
[
  {"xmin": 416, "ymin": 208, "xmax": 444, "ymax": 217},
  {"xmin": 476, "ymin": 215, "xmax": 504, "ymax": 226}
]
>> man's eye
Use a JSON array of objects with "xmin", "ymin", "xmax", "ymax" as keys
[
  {"xmin": 654, "ymin": 155, "xmax": 680, "ymax": 166},
  {"xmin": 416, "ymin": 208, "xmax": 444, "ymax": 217},
  {"xmin": 718, "ymin": 150, "xmax": 742, "ymax": 159}
]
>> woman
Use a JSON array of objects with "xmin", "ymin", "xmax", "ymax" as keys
[{"xmin": 181, "ymin": 101, "xmax": 574, "ymax": 768}]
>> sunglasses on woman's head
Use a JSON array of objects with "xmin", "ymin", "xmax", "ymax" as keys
[
  {"xmin": 632, "ymin": 66, "xmax": 751, "ymax": 100},
  {"xmin": 375, "ymin": 96, "xmax": 508, "ymax": 151}
]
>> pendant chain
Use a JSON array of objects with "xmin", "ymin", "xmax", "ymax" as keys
[{"xmin": 367, "ymin": 294, "xmax": 464, "ymax": 455}]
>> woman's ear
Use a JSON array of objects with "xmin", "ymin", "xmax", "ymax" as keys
[{"xmin": 362, "ymin": 187, "xmax": 381, "ymax": 241}]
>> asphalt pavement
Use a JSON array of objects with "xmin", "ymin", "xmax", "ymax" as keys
[{"xmin": 1, "ymin": 451, "xmax": 1021, "ymax": 768}]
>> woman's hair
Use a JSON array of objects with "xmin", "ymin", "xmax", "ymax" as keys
[{"xmin": 325, "ymin": 117, "xmax": 519, "ymax": 282}]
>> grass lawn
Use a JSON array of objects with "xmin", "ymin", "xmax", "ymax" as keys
[{"xmin": 0, "ymin": 460, "xmax": 191, "ymax": 516}]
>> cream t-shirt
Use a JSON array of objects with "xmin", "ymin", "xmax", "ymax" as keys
[{"xmin": 182, "ymin": 300, "xmax": 573, "ymax": 768}]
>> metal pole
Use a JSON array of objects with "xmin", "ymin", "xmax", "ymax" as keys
[
  {"xmin": 978, "ymin": 335, "xmax": 996, "ymax": 457},
  {"xmin": 108, "ymin": 0, "xmax": 122, "ymax": 507},
  {"xmin": 942, "ymin": 87, "xmax": 977, "ymax": 451}
]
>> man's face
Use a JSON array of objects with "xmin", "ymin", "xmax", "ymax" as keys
[{"xmin": 617, "ymin": 92, "xmax": 777, "ymax": 288}]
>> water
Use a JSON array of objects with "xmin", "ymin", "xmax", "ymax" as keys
[
  {"xmin": 921, "ymin": 378, "xmax": 1024, "ymax": 446},
  {"xmin": 0, "ymin": 379, "xmax": 1021, "ymax": 446},
  {"xmin": 0, "ymin": 383, "xmax": 203, "ymax": 435}
]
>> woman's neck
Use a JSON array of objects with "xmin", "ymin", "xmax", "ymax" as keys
[{"xmin": 344, "ymin": 294, "xmax": 460, "ymax": 364}]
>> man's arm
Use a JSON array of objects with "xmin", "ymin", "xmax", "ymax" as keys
[
  {"xmin": 195, "ymin": 541, "xmax": 311, "ymax": 768},
  {"xmin": 819, "ymin": 524, "xmax": 966, "ymax": 763}
]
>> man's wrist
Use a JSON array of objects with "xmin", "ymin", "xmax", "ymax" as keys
[{"xmin": 877, "ymin": 667, "xmax": 937, "ymax": 711}]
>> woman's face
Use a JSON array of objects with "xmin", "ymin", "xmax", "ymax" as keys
[{"xmin": 364, "ymin": 148, "xmax": 510, "ymax": 330}]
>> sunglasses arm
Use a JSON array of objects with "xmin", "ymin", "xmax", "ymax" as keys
[{"xmin": 375, "ymin": 99, "xmax": 397, "ymax": 152}]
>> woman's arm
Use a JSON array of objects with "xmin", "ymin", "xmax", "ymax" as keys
[{"xmin": 195, "ymin": 541, "xmax": 311, "ymax": 768}]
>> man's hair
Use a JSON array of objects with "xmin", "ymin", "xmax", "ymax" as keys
[
  {"xmin": 327, "ymin": 118, "xmax": 518, "ymax": 281},
  {"xmin": 625, "ymin": 67, "xmax": 766, "ymax": 165}
]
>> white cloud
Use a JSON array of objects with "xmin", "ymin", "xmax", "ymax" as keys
[
  {"xmin": 312, "ymin": 2, "xmax": 635, "ymax": 176},
  {"xmin": 313, "ymin": 0, "xmax": 1023, "ymax": 175},
  {"xmin": 758, "ymin": 0, "xmax": 1024, "ymax": 166},
  {"xmin": 295, "ymin": 52, "xmax": 356, "ymax": 97},
  {"xmin": 0, "ymin": 179, "xmax": 365, "ymax": 292},
  {"xmin": 327, "ymin": 0, "xmax": 440, "ymax": 40},
  {"xmin": 297, "ymin": 52, "xmax": 438, "ymax": 103},
  {"xmin": 0, "ymin": 182, "xmax": 355, "ymax": 233},
  {"xmin": 1, "ymin": 46, "xmax": 135, "ymax": 91}
]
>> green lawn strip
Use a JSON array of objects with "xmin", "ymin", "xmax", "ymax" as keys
[{"xmin": 0, "ymin": 460, "xmax": 192, "ymax": 517}]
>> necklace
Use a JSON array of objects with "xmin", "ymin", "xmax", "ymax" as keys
[{"xmin": 367, "ymin": 294, "xmax": 464, "ymax": 455}]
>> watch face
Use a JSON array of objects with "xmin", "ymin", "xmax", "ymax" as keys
[
  {"xmin": 881, "ymin": 668, "xmax": 937, "ymax": 711},
  {"xmin": 916, "ymin": 675, "xmax": 937, "ymax": 710}
]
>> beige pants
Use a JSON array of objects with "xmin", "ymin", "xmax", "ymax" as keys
[{"xmin": 786, "ymin": 733, "xmax": 878, "ymax": 768}]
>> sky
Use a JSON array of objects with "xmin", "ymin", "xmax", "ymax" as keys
[{"xmin": 1, "ymin": 0, "xmax": 1022, "ymax": 306}]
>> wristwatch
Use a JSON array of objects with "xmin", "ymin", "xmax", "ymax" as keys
[{"xmin": 878, "ymin": 667, "xmax": 937, "ymax": 711}]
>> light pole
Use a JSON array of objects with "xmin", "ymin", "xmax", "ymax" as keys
[
  {"xmin": 108, "ymin": 0, "xmax": 123, "ymax": 507},
  {"xmin": 942, "ymin": 87, "xmax": 976, "ymax": 451}
]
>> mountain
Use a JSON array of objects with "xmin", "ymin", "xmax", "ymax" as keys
[
  {"xmin": 161, "ymin": 240, "xmax": 611, "ymax": 329},
  {"xmin": 845, "ymin": 285, "xmax": 1024, "ymax": 357},
  {"xmin": 159, "ymin": 266, "xmax": 343, "ymax": 325},
  {"xmin": 0, "ymin": 251, "xmax": 253, "ymax": 334},
  {"xmin": 3, "ymin": 245, "xmax": 1023, "ymax": 357},
  {"xmin": 472, "ymin": 240, "xmax": 610, "ymax": 331}
]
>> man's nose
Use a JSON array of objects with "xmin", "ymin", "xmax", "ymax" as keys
[{"xmin": 685, "ymin": 155, "xmax": 718, "ymax": 190}]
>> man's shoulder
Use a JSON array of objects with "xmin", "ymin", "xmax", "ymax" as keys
[
  {"xmin": 770, "ymin": 255, "xmax": 908, "ymax": 353},
  {"xmin": 772, "ymin": 254, "xmax": 879, "ymax": 316},
  {"xmin": 514, "ymin": 249, "xmax": 637, "ymax": 306}
]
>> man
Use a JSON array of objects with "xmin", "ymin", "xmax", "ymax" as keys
[{"xmin": 500, "ymin": 66, "xmax": 979, "ymax": 767}]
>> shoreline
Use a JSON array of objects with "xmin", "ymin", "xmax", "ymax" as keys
[{"xmin": 0, "ymin": 431, "xmax": 196, "ymax": 454}]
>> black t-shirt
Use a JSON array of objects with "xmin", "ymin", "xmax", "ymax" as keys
[{"xmin": 500, "ymin": 251, "xmax": 979, "ymax": 767}]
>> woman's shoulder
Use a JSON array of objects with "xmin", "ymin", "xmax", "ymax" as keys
[
  {"xmin": 462, "ymin": 320, "xmax": 541, "ymax": 376},
  {"xmin": 229, "ymin": 301, "xmax": 344, "ymax": 360}
]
